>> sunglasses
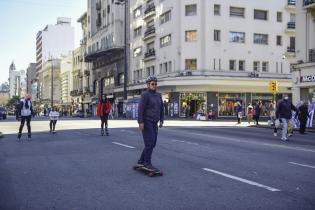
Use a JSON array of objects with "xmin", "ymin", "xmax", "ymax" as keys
[{"xmin": 150, "ymin": 83, "xmax": 157, "ymax": 86}]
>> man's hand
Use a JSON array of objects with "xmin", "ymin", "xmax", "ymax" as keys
[
  {"xmin": 139, "ymin": 123, "xmax": 144, "ymax": 131},
  {"xmin": 159, "ymin": 122, "xmax": 163, "ymax": 128}
]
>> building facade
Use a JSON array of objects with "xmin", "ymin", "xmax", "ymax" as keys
[
  {"xmin": 36, "ymin": 17, "xmax": 75, "ymax": 101},
  {"xmin": 127, "ymin": 0, "xmax": 296, "ymax": 118},
  {"xmin": 60, "ymin": 53, "xmax": 73, "ymax": 114},
  {"xmin": 38, "ymin": 59, "xmax": 61, "ymax": 108},
  {"xmin": 26, "ymin": 63, "xmax": 37, "ymax": 97},
  {"xmin": 84, "ymin": 0, "xmax": 126, "ymax": 117},
  {"xmin": 8, "ymin": 62, "xmax": 26, "ymax": 98},
  {"xmin": 292, "ymin": 0, "xmax": 315, "ymax": 104}
]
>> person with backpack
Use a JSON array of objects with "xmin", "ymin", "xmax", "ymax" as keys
[
  {"xmin": 49, "ymin": 107, "xmax": 59, "ymax": 134},
  {"xmin": 17, "ymin": 93, "xmax": 34, "ymax": 141},
  {"xmin": 136, "ymin": 76, "xmax": 164, "ymax": 172},
  {"xmin": 276, "ymin": 94, "xmax": 297, "ymax": 141},
  {"xmin": 97, "ymin": 94, "xmax": 111, "ymax": 136}
]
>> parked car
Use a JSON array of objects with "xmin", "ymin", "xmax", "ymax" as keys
[
  {"xmin": 72, "ymin": 110, "xmax": 84, "ymax": 118},
  {"xmin": 0, "ymin": 107, "xmax": 7, "ymax": 120}
]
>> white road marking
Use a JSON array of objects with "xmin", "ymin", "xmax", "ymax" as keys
[
  {"xmin": 120, "ymin": 129, "xmax": 137, "ymax": 134},
  {"xmin": 166, "ymin": 129, "xmax": 315, "ymax": 153},
  {"xmin": 171, "ymin": 139, "xmax": 199, "ymax": 145},
  {"xmin": 112, "ymin": 142, "xmax": 135, "ymax": 149},
  {"xmin": 289, "ymin": 162, "xmax": 315, "ymax": 169},
  {"xmin": 202, "ymin": 168, "xmax": 280, "ymax": 192}
]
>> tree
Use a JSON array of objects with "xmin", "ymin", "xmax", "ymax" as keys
[{"xmin": 6, "ymin": 96, "xmax": 20, "ymax": 110}]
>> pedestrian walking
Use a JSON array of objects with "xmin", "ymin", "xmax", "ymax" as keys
[
  {"xmin": 49, "ymin": 107, "xmax": 59, "ymax": 134},
  {"xmin": 136, "ymin": 76, "xmax": 164, "ymax": 172},
  {"xmin": 17, "ymin": 93, "xmax": 34, "ymax": 141},
  {"xmin": 298, "ymin": 101, "xmax": 309, "ymax": 134},
  {"xmin": 276, "ymin": 94, "xmax": 297, "ymax": 141},
  {"xmin": 97, "ymin": 94, "xmax": 111, "ymax": 136},
  {"xmin": 269, "ymin": 102, "xmax": 279, "ymax": 136},
  {"xmin": 254, "ymin": 101, "xmax": 262, "ymax": 125},
  {"xmin": 247, "ymin": 103, "xmax": 254, "ymax": 124},
  {"xmin": 235, "ymin": 101, "xmax": 242, "ymax": 124}
]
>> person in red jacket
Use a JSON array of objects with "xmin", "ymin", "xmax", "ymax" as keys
[{"xmin": 97, "ymin": 94, "xmax": 111, "ymax": 136}]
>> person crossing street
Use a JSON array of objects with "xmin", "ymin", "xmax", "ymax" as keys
[
  {"xmin": 17, "ymin": 93, "xmax": 34, "ymax": 141},
  {"xmin": 97, "ymin": 94, "xmax": 111, "ymax": 136},
  {"xmin": 136, "ymin": 76, "xmax": 164, "ymax": 172}
]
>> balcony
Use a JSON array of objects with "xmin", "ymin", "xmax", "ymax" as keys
[
  {"xmin": 285, "ymin": 22, "xmax": 295, "ymax": 33},
  {"xmin": 84, "ymin": 70, "xmax": 90, "ymax": 76},
  {"xmin": 143, "ymin": 26, "xmax": 156, "ymax": 41},
  {"xmin": 80, "ymin": 37, "xmax": 87, "ymax": 45},
  {"xmin": 304, "ymin": 0, "xmax": 315, "ymax": 9},
  {"xmin": 70, "ymin": 90, "xmax": 78, "ymax": 97},
  {"xmin": 96, "ymin": 18, "xmax": 102, "ymax": 27},
  {"xmin": 144, "ymin": 48, "xmax": 156, "ymax": 61},
  {"xmin": 143, "ymin": 4, "xmax": 156, "ymax": 20},
  {"xmin": 287, "ymin": 46, "xmax": 296, "ymax": 53},
  {"xmin": 310, "ymin": 49, "xmax": 315, "ymax": 62},
  {"xmin": 286, "ymin": 0, "xmax": 296, "ymax": 10}
]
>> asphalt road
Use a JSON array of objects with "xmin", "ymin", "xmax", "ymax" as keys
[{"xmin": 0, "ymin": 119, "xmax": 314, "ymax": 210}]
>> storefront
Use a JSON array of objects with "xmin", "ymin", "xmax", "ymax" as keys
[
  {"xmin": 178, "ymin": 93, "xmax": 207, "ymax": 118},
  {"xmin": 218, "ymin": 93, "xmax": 245, "ymax": 117}
]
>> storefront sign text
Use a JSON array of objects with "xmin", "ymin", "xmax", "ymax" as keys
[{"xmin": 301, "ymin": 75, "xmax": 315, "ymax": 83}]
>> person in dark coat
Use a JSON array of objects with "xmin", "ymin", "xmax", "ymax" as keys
[
  {"xmin": 298, "ymin": 101, "xmax": 309, "ymax": 134},
  {"xmin": 136, "ymin": 76, "xmax": 164, "ymax": 172},
  {"xmin": 235, "ymin": 101, "xmax": 242, "ymax": 124},
  {"xmin": 254, "ymin": 101, "xmax": 262, "ymax": 125}
]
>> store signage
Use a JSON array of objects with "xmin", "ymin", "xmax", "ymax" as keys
[{"xmin": 301, "ymin": 75, "xmax": 315, "ymax": 83}]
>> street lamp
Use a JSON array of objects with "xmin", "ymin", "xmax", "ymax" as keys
[{"xmin": 115, "ymin": 0, "xmax": 128, "ymax": 101}]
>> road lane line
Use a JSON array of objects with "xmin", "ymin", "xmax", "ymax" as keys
[
  {"xmin": 112, "ymin": 142, "xmax": 135, "ymax": 149},
  {"xmin": 171, "ymin": 139, "xmax": 185, "ymax": 143},
  {"xmin": 202, "ymin": 168, "xmax": 280, "ymax": 192},
  {"xmin": 120, "ymin": 129, "xmax": 137, "ymax": 134},
  {"xmin": 289, "ymin": 162, "xmax": 315, "ymax": 169},
  {"xmin": 166, "ymin": 129, "xmax": 315, "ymax": 153}
]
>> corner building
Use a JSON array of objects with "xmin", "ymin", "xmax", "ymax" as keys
[{"xmin": 128, "ymin": 0, "xmax": 296, "ymax": 118}]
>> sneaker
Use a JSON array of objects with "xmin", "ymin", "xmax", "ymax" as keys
[
  {"xmin": 17, "ymin": 133, "xmax": 21, "ymax": 141},
  {"xmin": 273, "ymin": 132, "xmax": 277, "ymax": 137},
  {"xmin": 135, "ymin": 162, "xmax": 144, "ymax": 168},
  {"xmin": 288, "ymin": 133, "xmax": 292, "ymax": 137},
  {"xmin": 143, "ymin": 164, "xmax": 157, "ymax": 172},
  {"xmin": 281, "ymin": 137, "xmax": 287, "ymax": 141},
  {"xmin": 101, "ymin": 129, "xmax": 104, "ymax": 136}
]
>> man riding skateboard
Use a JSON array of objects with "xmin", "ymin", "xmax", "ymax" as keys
[{"xmin": 136, "ymin": 76, "xmax": 164, "ymax": 172}]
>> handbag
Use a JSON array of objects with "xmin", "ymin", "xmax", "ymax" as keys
[{"xmin": 275, "ymin": 119, "xmax": 280, "ymax": 128}]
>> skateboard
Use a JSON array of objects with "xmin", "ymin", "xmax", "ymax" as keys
[
  {"xmin": 133, "ymin": 165, "xmax": 163, "ymax": 177},
  {"xmin": 50, "ymin": 131, "xmax": 57, "ymax": 134},
  {"xmin": 101, "ymin": 129, "xmax": 109, "ymax": 136}
]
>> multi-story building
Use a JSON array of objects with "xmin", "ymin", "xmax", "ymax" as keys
[
  {"xmin": 60, "ymin": 53, "xmax": 73, "ymax": 114},
  {"xmin": 38, "ymin": 59, "xmax": 61, "ymax": 107},
  {"xmin": 8, "ymin": 61, "xmax": 26, "ymax": 98},
  {"xmin": 36, "ymin": 17, "xmax": 74, "ymax": 101},
  {"xmin": 292, "ymin": 0, "xmax": 315, "ymax": 104},
  {"xmin": 26, "ymin": 63, "xmax": 36, "ymax": 96},
  {"xmin": 84, "ymin": 0, "xmax": 126, "ymax": 116},
  {"xmin": 128, "ymin": 0, "xmax": 296, "ymax": 118}
]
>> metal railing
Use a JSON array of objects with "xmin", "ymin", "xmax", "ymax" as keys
[
  {"xmin": 144, "ymin": 48, "xmax": 155, "ymax": 58},
  {"xmin": 287, "ymin": 22, "xmax": 296, "ymax": 29},
  {"xmin": 144, "ymin": 4, "xmax": 155, "ymax": 15},
  {"xmin": 287, "ymin": 47, "xmax": 295, "ymax": 52},
  {"xmin": 288, "ymin": 0, "xmax": 296, "ymax": 5},
  {"xmin": 304, "ymin": 0, "xmax": 315, "ymax": 6},
  {"xmin": 144, "ymin": 26, "xmax": 156, "ymax": 37}
]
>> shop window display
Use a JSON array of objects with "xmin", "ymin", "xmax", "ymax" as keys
[
  {"xmin": 219, "ymin": 93, "xmax": 245, "ymax": 116},
  {"xmin": 179, "ymin": 93, "xmax": 206, "ymax": 118},
  {"xmin": 251, "ymin": 93, "xmax": 274, "ymax": 116}
]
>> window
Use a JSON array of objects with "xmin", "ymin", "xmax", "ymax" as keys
[
  {"xmin": 214, "ymin": 4, "xmax": 220, "ymax": 16},
  {"xmin": 159, "ymin": 64, "xmax": 163, "ymax": 74},
  {"xmin": 160, "ymin": 10, "xmax": 171, "ymax": 24},
  {"xmin": 185, "ymin": 4, "xmax": 197, "ymax": 16},
  {"xmin": 185, "ymin": 59, "xmax": 197, "ymax": 70},
  {"xmin": 147, "ymin": 41, "xmax": 154, "ymax": 50},
  {"xmin": 160, "ymin": 34, "xmax": 171, "ymax": 47},
  {"xmin": 133, "ymin": 47, "xmax": 142, "ymax": 57},
  {"xmin": 229, "ymin": 60, "xmax": 236, "ymax": 71},
  {"xmin": 262, "ymin": 62, "xmax": 269, "ymax": 72},
  {"xmin": 254, "ymin": 34, "xmax": 268, "ymax": 45},
  {"xmin": 168, "ymin": 61, "xmax": 172, "ymax": 72},
  {"xmin": 253, "ymin": 61, "xmax": 260, "ymax": 72},
  {"xmin": 229, "ymin": 32, "xmax": 245, "ymax": 43},
  {"xmin": 134, "ymin": 6, "xmax": 142, "ymax": 19},
  {"xmin": 185, "ymin": 30, "xmax": 198, "ymax": 42},
  {"xmin": 277, "ymin": 12, "xmax": 282, "ymax": 22},
  {"xmin": 254, "ymin": 10, "xmax": 268, "ymax": 20},
  {"xmin": 230, "ymin": 7, "xmax": 245, "ymax": 17},
  {"xmin": 276, "ymin": 35, "xmax": 282, "ymax": 46},
  {"xmin": 214, "ymin": 30, "xmax": 221, "ymax": 41},
  {"xmin": 164, "ymin": 63, "xmax": 168, "ymax": 73},
  {"xmin": 134, "ymin": 27, "xmax": 142, "ymax": 38},
  {"xmin": 239, "ymin": 60, "xmax": 245, "ymax": 71}
]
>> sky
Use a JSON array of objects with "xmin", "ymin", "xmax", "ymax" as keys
[{"xmin": 0, "ymin": 0, "xmax": 86, "ymax": 84}]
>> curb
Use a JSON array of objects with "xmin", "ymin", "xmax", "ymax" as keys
[{"xmin": 0, "ymin": 132, "xmax": 3, "ymax": 138}]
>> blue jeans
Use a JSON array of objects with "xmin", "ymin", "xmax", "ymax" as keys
[
  {"xmin": 139, "ymin": 121, "xmax": 158, "ymax": 165},
  {"xmin": 281, "ymin": 118, "xmax": 288, "ymax": 139}
]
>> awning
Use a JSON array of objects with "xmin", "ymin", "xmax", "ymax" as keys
[{"xmin": 85, "ymin": 47, "xmax": 124, "ymax": 62}]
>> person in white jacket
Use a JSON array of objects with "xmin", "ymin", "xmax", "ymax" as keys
[
  {"xmin": 49, "ymin": 107, "xmax": 59, "ymax": 133},
  {"xmin": 17, "ymin": 93, "xmax": 34, "ymax": 141}
]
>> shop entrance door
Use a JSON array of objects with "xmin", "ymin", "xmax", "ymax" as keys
[{"xmin": 190, "ymin": 100, "xmax": 197, "ymax": 117}]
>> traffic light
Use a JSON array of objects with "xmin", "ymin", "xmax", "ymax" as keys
[{"xmin": 268, "ymin": 81, "xmax": 278, "ymax": 92}]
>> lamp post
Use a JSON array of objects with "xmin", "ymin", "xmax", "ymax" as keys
[{"xmin": 115, "ymin": 0, "xmax": 128, "ymax": 101}]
